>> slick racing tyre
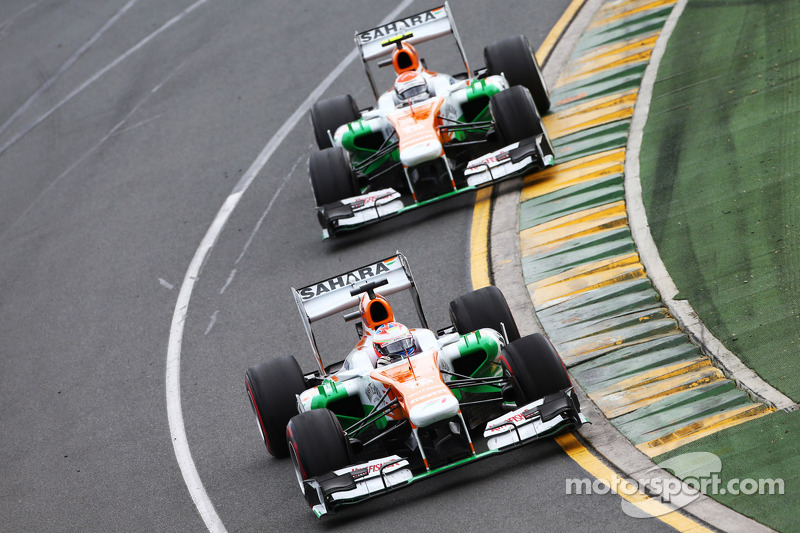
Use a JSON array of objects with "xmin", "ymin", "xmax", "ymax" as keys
[
  {"xmin": 500, "ymin": 333, "xmax": 571, "ymax": 405},
  {"xmin": 245, "ymin": 355, "xmax": 306, "ymax": 458},
  {"xmin": 287, "ymin": 409, "xmax": 352, "ymax": 488},
  {"xmin": 490, "ymin": 85, "xmax": 544, "ymax": 145},
  {"xmin": 308, "ymin": 146, "xmax": 360, "ymax": 206},
  {"xmin": 449, "ymin": 285, "xmax": 520, "ymax": 342},
  {"xmin": 310, "ymin": 94, "xmax": 360, "ymax": 149},
  {"xmin": 484, "ymin": 34, "xmax": 550, "ymax": 114}
]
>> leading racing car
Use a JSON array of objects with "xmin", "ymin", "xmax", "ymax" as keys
[
  {"xmin": 245, "ymin": 253, "xmax": 586, "ymax": 516},
  {"xmin": 308, "ymin": 3, "xmax": 555, "ymax": 238}
]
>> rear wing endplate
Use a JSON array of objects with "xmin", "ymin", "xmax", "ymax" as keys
[
  {"xmin": 292, "ymin": 252, "xmax": 428, "ymax": 376},
  {"xmin": 354, "ymin": 2, "xmax": 471, "ymax": 99}
]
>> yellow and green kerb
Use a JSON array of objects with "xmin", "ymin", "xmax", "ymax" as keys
[{"xmin": 520, "ymin": 0, "xmax": 772, "ymax": 459}]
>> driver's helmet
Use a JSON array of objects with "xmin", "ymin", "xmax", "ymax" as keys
[
  {"xmin": 394, "ymin": 71, "xmax": 430, "ymax": 104},
  {"xmin": 373, "ymin": 322, "xmax": 416, "ymax": 361}
]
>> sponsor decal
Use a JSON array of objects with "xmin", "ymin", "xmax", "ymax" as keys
[
  {"xmin": 365, "ymin": 382, "xmax": 382, "ymax": 404},
  {"xmin": 467, "ymin": 150, "xmax": 510, "ymax": 171},
  {"xmin": 299, "ymin": 260, "xmax": 392, "ymax": 300},
  {"xmin": 351, "ymin": 460, "xmax": 401, "ymax": 478},
  {"xmin": 441, "ymin": 102, "xmax": 458, "ymax": 120},
  {"xmin": 358, "ymin": 9, "xmax": 444, "ymax": 43},
  {"xmin": 349, "ymin": 191, "xmax": 396, "ymax": 209},
  {"xmin": 488, "ymin": 408, "xmax": 538, "ymax": 432}
]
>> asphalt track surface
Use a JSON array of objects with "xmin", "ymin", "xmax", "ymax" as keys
[{"xmin": 0, "ymin": 2, "xmax": 678, "ymax": 531}]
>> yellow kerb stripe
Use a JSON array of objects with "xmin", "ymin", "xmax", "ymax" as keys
[
  {"xmin": 535, "ymin": 0, "xmax": 587, "ymax": 64},
  {"xmin": 544, "ymin": 91, "xmax": 638, "ymax": 138},
  {"xmin": 520, "ymin": 201, "xmax": 628, "ymax": 252},
  {"xmin": 593, "ymin": 361, "xmax": 726, "ymax": 419},
  {"xmin": 590, "ymin": 0, "xmax": 678, "ymax": 28},
  {"xmin": 529, "ymin": 253, "xmax": 645, "ymax": 307},
  {"xmin": 635, "ymin": 404, "xmax": 775, "ymax": 457},
  {"xmin": 470, "ymin": 0, "xmax": 588, "ymax": 292},
  {"xmin": 470, "ymin": 187, "xmax": 493, "ymax": 290},
  {"xmin": 555, "ymin": 433, "xmax": 714, "ymax": 532},
  {"xmin": 522, "ymin": 149, "xmax": 626, "ymax": 201}
]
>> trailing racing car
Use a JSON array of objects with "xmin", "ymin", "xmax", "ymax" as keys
[
  {"xmin": 308, "ymin": 3, "xmax": 555, "ymax": 238},
  {"xmin": 245, "ymin": 253, "xmax": 586, "ymax": 516}
]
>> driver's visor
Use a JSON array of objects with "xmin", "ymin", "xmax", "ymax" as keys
[
  {"xmin": 376, "ymin": 336, "xmax": 416, "ymax": 357},
  {"xmin": 398, "ymin": 85, "xmax": 428, "ymax": 101}
]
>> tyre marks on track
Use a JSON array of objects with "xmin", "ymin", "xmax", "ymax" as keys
[{"xmin": 0, "ymin": 0, "xmax": 210, "ymax": 157}]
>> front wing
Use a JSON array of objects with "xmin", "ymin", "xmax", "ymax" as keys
[
  {"xmin": 301, "ymin": 389, "xmax": 587, "ymax": 517},
  {"xmin": 317, "ymin": 134, "xmax": 554, "ymax": 239}
]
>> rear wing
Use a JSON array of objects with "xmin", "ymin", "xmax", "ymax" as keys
[
  {"xmin": 292, "ymin": 253, "xmax": 428, "ymax": 376},
  {"xmin": 354, "ymin": 2, "xmax": 471, "ymax": 99}
]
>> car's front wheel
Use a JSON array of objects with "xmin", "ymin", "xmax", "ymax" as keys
[
  {"xmin": 287, "ymin": 409, "xmax": 352, "ymax": 488},
  {"xmin": 490, "ymin": 85, "xmax": 544, "ymax": 145},
  {"xmin": 245, "ymin": 355, "xmax": 306, "ymax": 458},
  {"xmin": 500, "ymin": 333, "xmax": 571, "ymax": 405},
  {"xmin": 308, "ymin": 146, "xmax": 360, "ymax": 206}
]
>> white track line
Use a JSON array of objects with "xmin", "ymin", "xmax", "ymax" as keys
[
  {"xmin": 0, "ymin": 0, "xmax": 208, "ymax": 157},
  {"xmin": 165, "ymin": 3, "xmax": 415, "ymax": 531},
  {"xmin": 0, "ymin": 0, "xmax": 141, "ymax": 138}
]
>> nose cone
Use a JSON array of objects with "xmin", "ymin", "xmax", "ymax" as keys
[
  {"xmin": 408, "ymin": 393, "xmax": 460, "ymax": 427},
  {"xmin": 400, "ymin": 139, "xmax": 443, "ymax": 167}
]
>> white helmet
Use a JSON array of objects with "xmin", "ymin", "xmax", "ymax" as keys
[{"xmin": 394, "ymin": 71, "xmax": 430, "ymax": 104}]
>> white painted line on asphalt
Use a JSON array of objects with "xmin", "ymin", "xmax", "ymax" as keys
[
  {"xmin": 160, "ymin": 278, "xmax": 175, "ymax": 290},
  {"xmin": 0, "ymin": 0, "xmax": 141, "ymax": 139},
  {"xmin": 0, "ymin": 3, "xmax": 39, "ymax": 38},
  {"xmin": 219, "ymin": 269, "xmax": 236, "ymax": 295},
  {"xmin": 112, "ymin": 114, "xmax": 163, "ymax": 137},
  {"xmin": 204, "ymin": 310, "xmax": 219, "ymax": 335},
  {"xmin": 233, "ymin": 150, "xmax": 306, "ymax": 267},
  {"xmin": 624, "ymin": 0, "xmax": 794, "ymax": 410},
  {"xmin": 0, "ymin": 0, "xmax": 209, "ymax": 157},
  {"xmin": 0, "ymin": 58, "xmax": 189, "ymax": 244},
  {"xmin": 165, "ymin": 3, "xmax": 416, "ymax": 531}
]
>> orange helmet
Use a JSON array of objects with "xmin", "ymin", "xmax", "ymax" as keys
[
  {"xmin": 392, "ymin": 42, "xmax": 421, "ymax": 74},
  {"xmin": 359, "ymin": 294, "xmax": 394, "ymax": 331}
]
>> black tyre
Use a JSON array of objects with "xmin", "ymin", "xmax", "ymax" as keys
[
  {"xmin": 287, "ymin": 409, "xmax": 352, "ymax": 486},
  {"xmin": 484, "ymin": 34, "xmax": 550, "ymax": 114},
  {"xmin": 490, "ymin": 85, "xmax": 544, "ymax": 145},
  {"xmin": 308, "ymin": 146, "xmax": 359, "ymax": 206},
  {"xmin": 310, "ymin": 94, "xmax": 360, "ymax": 149},
  {"xmin": 245, "ymin": 355, "xmax": 306, "ymax": 458},
  {"xmin": 449, "ymin": 285, "xmax": 520, "ymax": 342},
  {"xmin": 500, "ymin": 333, "xmax": 571, "ymax": 405}
]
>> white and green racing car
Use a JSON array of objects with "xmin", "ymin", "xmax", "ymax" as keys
[
  {"xmin": 245, "ymin": 253, "xmax": 586, "ymax": 516},
  {"xmin": 308, "ymin": 3, "xmax": 555, "ymax": 238}
]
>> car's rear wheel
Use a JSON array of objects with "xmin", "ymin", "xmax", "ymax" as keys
[
  {"xmin": 245, "ymin": 355, "xmax": 306, "ymax": 458},
  {"xmin": 500, "ymin": 333, "xmax": 571, "ymax": 405},
  {"xmin": 287, "ymin": 409, "xmax": 352, "ymax": 488},
  {"xmin": 484, "ymin": 34, "xmax": 550, "ymax": 114},
  {"xmin": 308, "ymin": 146, "xmax": 360, "ymax": 206},
  {"xmin": 449, "ymin": 285, "xmax": 520, "ymax": 342},
  {"xmin": 490, "ymin": 85, "xmax": 544, "ymax": 145},
  {"xmin": 310, "ymin": 94, "xmax": 360, "ymax": 149}
]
